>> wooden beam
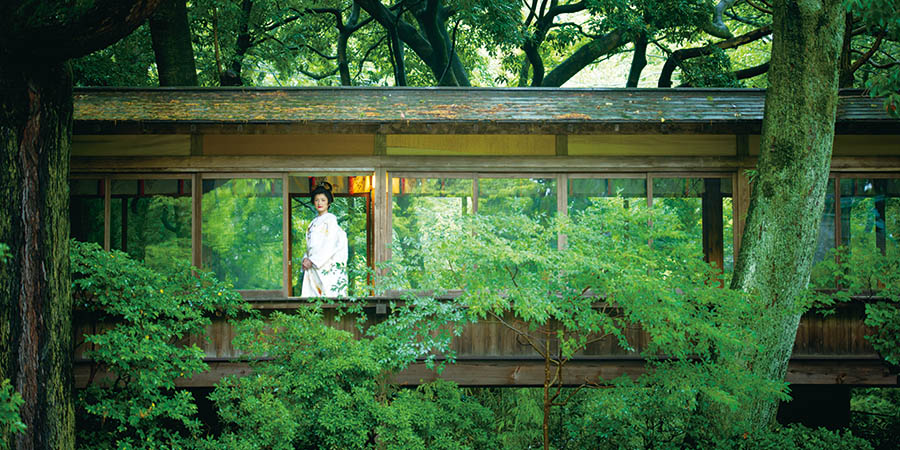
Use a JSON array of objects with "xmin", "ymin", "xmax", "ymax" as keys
[
  {"xmin": 73, "ymin": 357, "xmax": 897, "ymax": 388},
  {"xmin": 71, "ymin": 155, "xmax": 748, "ymax": 173}
]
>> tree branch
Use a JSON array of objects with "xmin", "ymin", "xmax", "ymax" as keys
[
  {"xmin": 733, "ymin": 60, "xmax": 770, "ymax": 79},
  {"xmin": 701, "ymin": 0, "xmax": 739, "ymax": 39},
  {"xmin": 849, "ymin": 31, "xmax": 885, "ymax": 75},
  {"xmin": 658, "ymin": 25, "xmax": 772, "ymax": 87},
  {"xmin": 542, "ymin": 29, "xmax": 625, "ymax": 87}
]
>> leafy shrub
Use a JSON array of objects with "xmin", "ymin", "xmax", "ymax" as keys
[
  {"xmin": 711, "ymin": 424, "xmax": 872, "ymax": 450},
  {"xmin": 204, "ymin": 308, "xmax": 495, "ymax": 449},
  {"xmin": 377, "ymin": 380, "xmax": 497, "ymax": 450},
  {"xmin": 71, "ymin": 240, "xmax": 250, "ymax": 449},
  {"xmin": 0, "ymin": 378, "xmax": 25, "ymax": 449},
  {"xmin": 851, "ymin": 388, "xmax": 900, "ymax": 450}
]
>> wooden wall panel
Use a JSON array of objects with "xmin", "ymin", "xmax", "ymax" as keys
[
  {"xmin": 203, "ymin": 134, "xmax": 374, "ymax": 155},
  {"xmin": 386, "ymin": 134, "xmax": 555, "ymax": 156},
  {"xmin": 568, "ymin": 135, "xmax": 735, "ymax": 156},
  {"xmin": 73, "ymin": 135, "xmax": 191, "ymax": 156}
]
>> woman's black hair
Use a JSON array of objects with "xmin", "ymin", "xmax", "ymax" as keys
[{"xmin": 310, "ymin": 181, "xmax": 334, "ymax": 205}]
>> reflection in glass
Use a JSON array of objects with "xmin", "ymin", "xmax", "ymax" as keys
[
  {"xmin": 651, "ymin": 178, "xmax": 734, "ymax": 272},
  {"xmin": 568, "ymin": 178, "xmax": 647, "ymax": 213},
  {"xmin": 70, "ymin": 179, "xmax": 105, "ymax": 247},
  {"xmin": 840, "ymin": 178, "xmax": 900, "ymax": 258},
  {"xmin": 109, "ymin": 179, "xmax": 192, "ymax": 273},
  {"xmin": 392, "ymin": 178, "xmax": 474, "ymax": 289},
  {"xmin": 290, "ymin": 175, "xmax": 371, "ymax": 296},
  {"xmin": 477, "ymin": 177, "xmax": 557, "ymax": 219},
  {"xmin": 202, "ymin": 178, "xmax": 283, "ymax": 290},
  {"xmin": 810, "ymin": 179, "xmax": 836, "ymax": 283}
]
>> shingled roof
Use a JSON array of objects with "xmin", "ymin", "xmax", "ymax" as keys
[{"xmin": 73, "ymin": 87, "xmax": 899, "ymax": 135}]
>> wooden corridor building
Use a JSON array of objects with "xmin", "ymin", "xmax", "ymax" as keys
[{"xmin": 70, "ymin": 87, "xmax": 900, "ymax": 388}]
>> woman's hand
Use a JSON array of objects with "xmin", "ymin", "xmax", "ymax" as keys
[{"xmin": 302, "ymin": 258, "xmax": 313, "ymax": 270}]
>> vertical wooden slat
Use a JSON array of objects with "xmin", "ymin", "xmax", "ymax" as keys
[
  {"xmin": 374, "ymin": 133, "xmax": 387, "ymax": 156},
  {"xmin": 103, "ymin": 177, "xmax": 111, "ymax": 251},
  {"xmin": 192, "ymin": 173, "xmax": 202, "ymax": 269},
  {"xmin": 283, "ymin": 173, "xmax": 291, "ymax": 297}
]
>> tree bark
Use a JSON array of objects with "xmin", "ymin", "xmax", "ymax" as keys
[
  {"xmin": 542, "ymin": 29, "xmax": 624, "ymax": 87},
  {"xmin": 626, "ymin": 33, "xmax": 648, "ymax": 87},
  {"xmin": 221, "ymin": 0, "xmax": 253, "ymax": 86},
  {"xmin": 728, "ymin": 0, "xmax": 844, "ymax": 431},
  {"xmin": 0, "ymin": 60, "xmax": 74, "ymax": 450},
  {"xmin": 149, "ymin": 0, "xmax": 198, "ymax": 86},
  {"xmin": 0, "ymin": 2, "xmax": 160, "ymax": 448}
]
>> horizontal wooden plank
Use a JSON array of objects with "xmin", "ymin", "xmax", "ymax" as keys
[
  {"xmin": 387, "ymin": 134, "xmax": 555, "ymax": 156},
  {"xmin": 72, "ymin": 135, "xmax": 191, "ymax": 156},
  {"xmin": 73, "ymin": 357, "xmax": 896, "ymax": 388},
  {"xmin": 569, "ymin": 134, "xmax": 735, "ymax": 156},
  {"xmin": 204, "ymin": 134, "xmax": 374, "ymax": 156},
  {"xmin": 71, "ymin": 155, "xmax": 747, "ymax": 173}
]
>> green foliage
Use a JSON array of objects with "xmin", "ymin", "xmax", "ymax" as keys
[
  {"xmin": 846, "ymin": 0, "xmax": 900, "ymax": 117},
  {"xmin": 0, "ymin": 379, "xmax": 25, "ymax": 448},
  {"xmin": 72, "ymin": 23, "xmax": 157, "ymax": 86},
  {"xmin": 376, "ymin": 380, "xmax": 497, "ymax": 450},
  {"xmin": 465, "ymin": 388, "xmax": 544, "ymax": 449},
  {"xmin": 809, "ymin": 246, "xmax": 900, "ymax": 365},
  {"xmin": 70, "ymin": 240, "xmax": 250, "ymax": 449},
  {"xmin": 679, "ymin": 45, "xmax": 742, "ymax": 87},
  {"xmin": 851, "ymin": 388, "xmax": 900, "ymax": 450},
  {"xmin": 712, "ymin": 424, "xmax": 872, "ymax": 450},
  {"xmin": 386, "ymin": 198, "xmax": 783, "ymax": 446},
  {"xmin": 0, "ymin": 245, "xmax": 24, "ymax": 448},
  {"xmin": 205, "ymin": 308, "xmax": 492, "ymax": 449}
]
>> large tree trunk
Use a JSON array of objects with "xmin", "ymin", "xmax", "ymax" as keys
[
  {"xmin": 0, "ymin": 2, "xmax": 160, "ymax": 448},
  {"xmin": 0, "ymin": 61, "xmax": 74, "ymax": 450},
  {"xmin": 149, "ymin": 0, "xmax": 198, "ymax": 86},
  {"xmin": 728, "ymin": 0, "xmax": 844, "ymax": 430}
]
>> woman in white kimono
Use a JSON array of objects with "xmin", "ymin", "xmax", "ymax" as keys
[{"xmin": 301, "ymin": 183, "xmax": 348, "ymax": 297}]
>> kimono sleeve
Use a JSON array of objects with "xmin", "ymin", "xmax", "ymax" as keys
[{"xmin": 306, "ymin": 215, "xmax": 340, "ymax": 269}]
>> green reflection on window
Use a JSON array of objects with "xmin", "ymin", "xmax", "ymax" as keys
[
  {"xmin": 568, "ymin": 178, "xmax": 647, "ymax": 213},
  {"xmin": 391, "ymin": 178, "xmax": 474, "ymax": 289},
  {"xmin": 202, "ymin": 178, "xmax": 283, "ymax": 290},
  {"xmin": 840, "ymin": 178, "xmax": 900, "ymax": 258},
  {"xmin": 109, "ymin": 179, "xmax": 192, "ymax": 274},
  {"xmin": 478, "ymin": 178, "xmax": 557, "ymax": 219},
  {"xmin": 652, "ymin": 178, "xmax": 733, "ymax": 273}
]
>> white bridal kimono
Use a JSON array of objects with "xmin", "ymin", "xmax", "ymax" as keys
[{"xmin": 301, "ymin": 212, "xmax": 348, "ymax": 298}]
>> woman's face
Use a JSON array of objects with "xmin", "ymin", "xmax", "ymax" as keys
[{"xmin": 313, "ymin": 193, "xmax": 330, "ymax": 214}]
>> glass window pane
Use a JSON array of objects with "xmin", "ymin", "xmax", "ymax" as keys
[
  {"xmin": 568, "ymin": 178, "xmax": 647, "ymax": 213},
  {"xmin": 840, "ymin": 178, "xmax": 900, "ymax": 258},
  {"xmin": 652, "ymin": 177, "xmax": 733, "ymax": 272},
  {"xmin": 391, "ymin": 177, "xmax": 474, "ymax": 289},
  {"xmin": 202, "ymin": 178, "xmax": 283, "ymax": 290},
  {"xmin": 290, "ymin": 175, "xmax": 371, "ymax": 296},
  {"xmin": 70, "ymin": 179, "xmax": 104, "ymax": 247},
  {"xmin": 478, "ymin": 177, "xmax": 557, "ymax": 219},
  {"xmin": 109, "ymin": 179, "xmax": 192, "ymax": 273},
  {"xmin": 811, "ymin": 179, "xmax": 836, "ymax": 282}
]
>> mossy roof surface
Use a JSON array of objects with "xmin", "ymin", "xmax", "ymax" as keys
[{"xmin": 72, "ymin": 87, "xmax": 897, "ymax": 133}]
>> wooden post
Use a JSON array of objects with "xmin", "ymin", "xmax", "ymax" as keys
[
  {"xmin": 702, "ymin": 178, "xmax": 724, "ymax": 276},
  {"xmin": 192, "ymin": 173, "xmax": 202, "ymax": 269},
  {"xmin": 283, "ymin": 173, "xmax": 291, "ymax": 297}
]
